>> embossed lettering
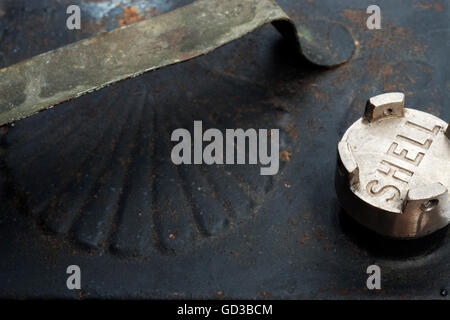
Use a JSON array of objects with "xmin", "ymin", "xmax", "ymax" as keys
[
  {"xmin": 366, "ymin": 180, "xmax": 401, "ymax": 202},
  {"xmin": 387, "ymin": 142, "xmax": 424, "ymax": 166},
  {"xmin": 377, "ymin": 160, "xmax": 413, "ymax": 183},
  {"xmin": 368, "ymin": 120, "xmax": 441, "ymax": 200}
]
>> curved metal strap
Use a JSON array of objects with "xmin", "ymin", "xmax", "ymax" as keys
[{"xmin": 0, "ymin": 0, "xmax": 336, "ymax": 126}]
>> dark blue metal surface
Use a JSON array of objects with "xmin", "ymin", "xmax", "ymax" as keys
[{"xmin": 0, "ymin": 0, "xmax": 448, "ymax": 299}]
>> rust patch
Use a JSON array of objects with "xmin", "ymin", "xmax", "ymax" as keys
[
  {"xmin": 285, "ymin": 123, "xmax": 299, "ymax": 140},
  {"xmin": 280, "ymin": 150, "xmax": 292, "ymax": 162},
  {"xmin": 434, "ymin": 3, "xmax": 444, "ymax": 11},
  {"xmin": 313, "ymin": 225, "xmax": 325, "ymax": 241},
  {"xmin": 415, "ymin": 2, "xmax": 444, "ymax": 11},
  {"xmin": 298, "ymin": 233, "xmax": 310, "ymax": 245},
  {"xmin": 118, "ymin": 7, "xmax": 146, "ymax": 27},
  {"xmin": 416, "ymin": 2, "xmax": 433, "ymax": 9},
  {"xmin": 342, "ymin": 8, "xmax": 365, "ymax": 27}
]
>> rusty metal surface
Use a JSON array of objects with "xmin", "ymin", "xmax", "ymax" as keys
[{"xmin": 0, "ymin": 0, "xmax": 449, "ymax": 299}]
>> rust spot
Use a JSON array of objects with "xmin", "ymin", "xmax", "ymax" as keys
[
  {"xmin": 231, "ymin": 251, "xmax": 239, "ymax": 258},
  {"xmin": 416, "ymin": 2, "xmax": 433, "ymax": 9},
  {"xmin": 288, "ymin": 218, "xmax": 297, "ymax": 226},
  {"xmin": 280, "ymin": 150, "xmax": 292, "ymax": 161},
  {"xmin": 342, "ymin": 9, "xmax": 365, "ymax": 27},
  {"xmin": 285, "ymin": 123, "xmax": 298, "ymax": 139},
  {"xmin": 118, "ymin": 7, "xmax": 146, "ymax": 27},
  {"xmin": 313, "ymin": 225, "xmax": 325, "ymax": 240},
  {"xmin": 313, "ymin": 90, "xmax": 329, "ymax": 102},
  {"xmin": 415, "ymin": 2, "xmax": 443, "ymax": 11},
  {"xmin": 298, "ymin": 233, "xmax": 309, "ymax": 245},
  {"xmin": 434, "ymin": 3, "xmax": 443, "ymax": 11}
]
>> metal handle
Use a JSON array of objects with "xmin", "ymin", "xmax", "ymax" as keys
[{"xmin": 0, "ymin": 0, "xmax": 352, "ymax": 126}]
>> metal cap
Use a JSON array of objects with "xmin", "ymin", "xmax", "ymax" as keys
[{"xmin": 336, "ymin": 92, "xmax": 450, "ymax": 238}]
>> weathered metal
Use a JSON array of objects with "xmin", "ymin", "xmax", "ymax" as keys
[
  {"xmin": 0, "ymin": 0, "xmax": 303, "ymax": 126},
  {"xmin": 0, "ymin": 0, "xmax": 448, "ymax": 300}
]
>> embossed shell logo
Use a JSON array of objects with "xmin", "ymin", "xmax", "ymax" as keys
[{"xmin": 2, "ymin": 76, "xmax": 296, "ymax": 257}]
